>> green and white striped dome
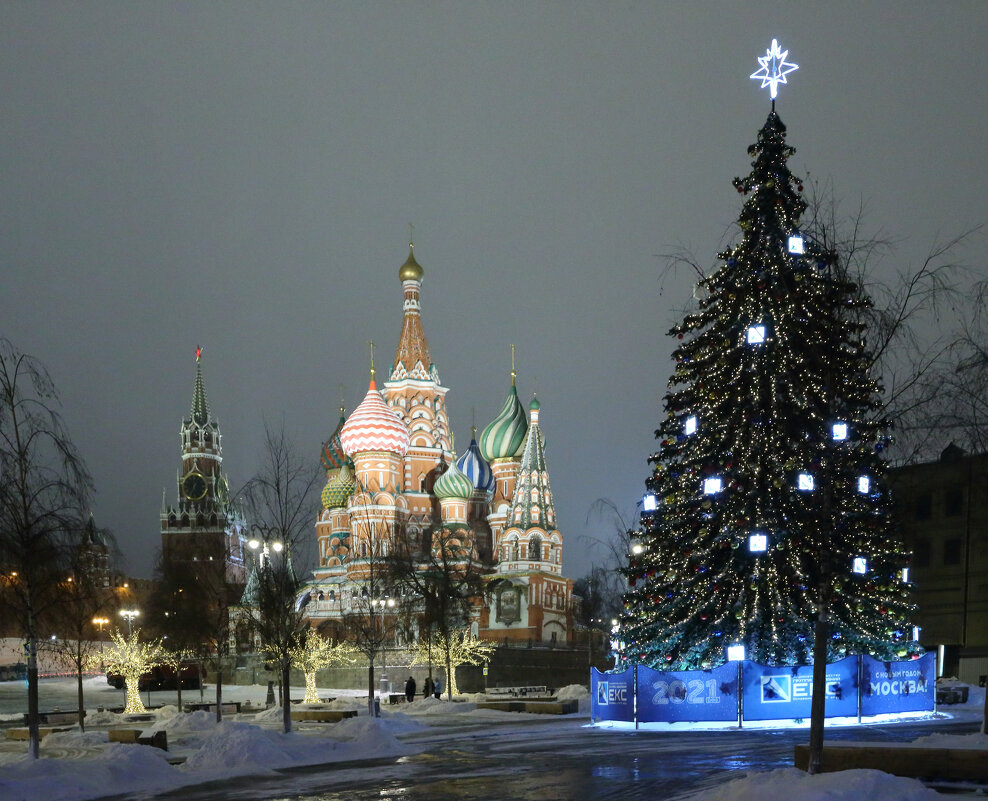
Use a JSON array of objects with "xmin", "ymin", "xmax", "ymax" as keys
[
  {"xmin": 433, "ymin": 461, "xmax": 475, "ymax": 499},
  {"xmin": 479, "ymin": 382, "xmax": 529, "ymax": 461}
]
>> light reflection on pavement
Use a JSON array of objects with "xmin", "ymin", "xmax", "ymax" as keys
[{"xmin": 133, "ymin": 718, "xmax": 979, "ymax": 801}]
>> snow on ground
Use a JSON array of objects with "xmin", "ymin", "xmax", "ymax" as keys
[{"xmin": 679, "ymin": 767, "xmax": 942, "ymax": 801}]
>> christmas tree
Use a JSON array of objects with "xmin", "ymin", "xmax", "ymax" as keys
[{"xmin": 622, "ymin": 42, "xmax": 918, "ymax": 670}]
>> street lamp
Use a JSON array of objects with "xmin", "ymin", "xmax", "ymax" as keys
[
  {"xmin": 119, "ymin": 609, "xmax": 140, "ymax": 636},
  {"xmin": 92, "ymin": 617, "xmax": 109, "ymax": 670}
]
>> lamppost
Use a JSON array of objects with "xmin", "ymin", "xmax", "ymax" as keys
[
  {"xmin": 119, "ymin": 609, "xmax": 140, "ymax": 637},
  {"xmin": 92, "ymin": 617, "xmax": 110, "ymax": 670},
  {"xmin": 373, "ymin": 596, "xmax": 396, "ymax": 694}
]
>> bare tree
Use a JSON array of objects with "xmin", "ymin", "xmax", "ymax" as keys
[
  {"xmin": 385, "ymin": 524, "xmax": 487, "ymax": 700},
  {"xmin": 240, "ymin": 420, "xmax": 321, "ymax": 733},
  {"xmin": 47, "ymin": 516, "xmax": 116, "ymax": 731},
  {"xmin": 0, "ymin": 338, "xmax": 92, "ymax": 758}
]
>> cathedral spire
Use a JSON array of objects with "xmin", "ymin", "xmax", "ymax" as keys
[
  {"xmin": 191, "ymin": 345, "xmax": 210, "ymax": 425},
  {"xmin": 504, "ymin": 397, "xmax": 556, "ymax": 532},
  {"xmin": 391, "ymin": 243, "xmax": 435, "ymax": 382}
]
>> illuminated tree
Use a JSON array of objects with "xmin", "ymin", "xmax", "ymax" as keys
[
  {"xmin": 622, "ymin": 107, "xmax": 918, "ymax": 670},
  {"xmin": 410, "ymin": 631, "xmax": 495, "ymax": 697},
  {"xmin": 90, "ymin": 628, "xmax": 166, "ymax": 714},
  {"xmin": 289, "ymin": 634, "xmax": 358, "ymax": 704}
]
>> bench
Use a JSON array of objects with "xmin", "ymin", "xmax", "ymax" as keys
[
  {"xmin": 793, "ymin": 743, "xmax": 988, "ymax": 783},
  {"xmin": 387, "ymin": 693, "xmax": 408, "ymax": 705},
  {"xmin": 485, "ymin": 685, "xmax": 552, "ymax": 699},
  {"xmin": 108, "ymin": 728, "xmax": 168, "ymax": 750},
  {"xmin": 22, "ymin": 710, "xmax": 85, "ymax": 725},
  {"xmin": 184, "ymin": 701, "xmax": 241, "ymax": 714},
  {"xmin": 5, "ymin": 726, "xmax": 73, "ymax": 740},
  {"xmin": 290, "ymin": 709, "xmax": 359, "ymax": 722},
  {"xmin": 476, "ymin": 700, "xmax": 578, "ymax": 715}
]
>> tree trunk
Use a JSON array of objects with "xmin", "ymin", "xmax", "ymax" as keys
[
  {"xmin": 281, "ymin": 661, "xmax": 292, "ymax": 733},
  {"xmin": 76, "ymin": 662, "xmax": 85, "ymax": 732},
  {"xmin": 176, "ymin": 666, "xmax": 183, "ymax": 713},
  {"xmin": 807, "ymin": 601, "xmax": 829, "ymax": 774},
  {"xmin": 445, "ymin": 650, "xmax": 453, "ymax": 700},
  {"xmin": 27, "ymin": 633, "xmax": 40, "ymax": 759},
  {"xmin": 367, "ymin": 658, "xmax": 375, "ymax": 717},
  {"xmin": 215, "ymin": 658, "xmax": 223, "ymax": 723}
]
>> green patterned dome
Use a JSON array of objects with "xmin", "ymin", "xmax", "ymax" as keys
[
  {"xmin": 433, "ymin": 461, "xmax": 474, "ymax": 499},
  {"xmin": 479, "ymin": 382, "xmax": 529, "ymax": 461},
  {"xmin": 322, "ymin": 462, "xmax": 356, "ymax": 510}
]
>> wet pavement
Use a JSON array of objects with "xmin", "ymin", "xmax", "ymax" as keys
[{"xmin": 139, "ymin": 717, "xmax": 980, "ymax": 801}]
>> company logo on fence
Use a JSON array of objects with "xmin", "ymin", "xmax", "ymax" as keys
[
  {"xmin": 597, "ymin": 681, "xmax": 628, "ymax": 706},
  {"xmin": 760, "ymin": 675, "xmax": 792, "ymax": 703}
]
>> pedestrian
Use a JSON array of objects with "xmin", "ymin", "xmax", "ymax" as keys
[
  {"xmin": 434, "ymin": 675, "xmax": 443, "ymax": 699},
  {"xmin": 423, "ymin": 675, "xmax": 432, "ymax": 699},
  {"xmin": 404, "ymin": 675, "xmax": 416, "ymax": 703}
]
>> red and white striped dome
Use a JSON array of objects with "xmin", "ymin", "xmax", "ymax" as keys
[{"xmin": 340, "ymin": 380, "xmax": 410, "ymax": 457}]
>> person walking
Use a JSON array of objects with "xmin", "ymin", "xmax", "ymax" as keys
[
  {"xmin": 404, "ymin": 675, "xmax": 416, "ymax": 703},
  {"xmin": 423, "ymin": 675, "xmax": 433, "ymax": 699}
]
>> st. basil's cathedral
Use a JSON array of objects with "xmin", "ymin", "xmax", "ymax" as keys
[{"xmin": 304, "ymin": 246, "xmax": 576, "ymax": 644}]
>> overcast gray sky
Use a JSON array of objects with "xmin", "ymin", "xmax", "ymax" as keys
[{"xmin": 2, "ymin": 2, "xmax": 985, "ymax": 580}]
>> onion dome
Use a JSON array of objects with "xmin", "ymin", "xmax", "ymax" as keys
[
  {"xmin": 479, "ymin": 380, "xmax": 529, "ymax": 461},
  {"xmin": 340, "ymin": 380, "xmax": 410, "ymax": 457},
  {"xmin": 433, "ymin": 460, "xmax": 474, "ymax": 500},
  {"xmin": 456, "ymin": 428, "xmax": 495, "ymax": 493},
  {"xmin": 322, "ymin": 462, "xmax": 357, "ymax": 510},
  {"xmin": 320, "ymin": 407, "xmax": 348, "ymax": 471},
  {"xmin": 398, "ymin": 245, "xmax": 424, "ymax": 282}
]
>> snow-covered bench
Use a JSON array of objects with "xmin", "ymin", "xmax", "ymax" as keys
[
  {"xmin": 794, "ymin": 742, "xmax": 988, "ymax": 783},
  {"xmin": 485, "ymin": 685, "xmax": 552, "ymax": 699}
]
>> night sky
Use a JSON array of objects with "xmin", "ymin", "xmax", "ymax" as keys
[{"xmin": 2, "ymin": 2, "xmax": 985, "ymax": 579}]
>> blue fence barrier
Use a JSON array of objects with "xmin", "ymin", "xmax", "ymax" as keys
[
  {"xmin": 591, "ymin": 667, "xmax": 635, "ymax": 722},
  {"xmin": 592, "ymin": 654, "xmax": 934, "ymax": 724},
  {"xmin": 860, "ymin": 652, "xmax": 935, "ymax": 716},
  {"xmin": 638, "ymin": 662, "xmax": 739, "ymax": 723}
]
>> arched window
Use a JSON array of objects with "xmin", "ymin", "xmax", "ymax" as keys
[
  {"xmin": 512, "ymin": 539, "xmax": 520, "ymax": 561},
  {"xmin": 529, "ymin": 535, "xmax": 542, "ymax": 561}
]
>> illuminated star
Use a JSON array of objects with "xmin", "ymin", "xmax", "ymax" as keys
[{"xmin": 750, "ymin": 38, "xmax": 798, "ymax": 100}]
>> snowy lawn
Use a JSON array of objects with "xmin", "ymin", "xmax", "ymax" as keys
[{"xmin": 679, "ymin": 767, "xmax": 942, "ymax": 801}]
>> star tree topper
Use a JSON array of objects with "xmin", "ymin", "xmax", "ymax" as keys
[{"xmin": 750, "ymin": 38, "xmax": 798, "ymax": 100}]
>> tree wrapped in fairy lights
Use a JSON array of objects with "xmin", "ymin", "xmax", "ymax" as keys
[
  {"xmin": 90, "ymin": 628, "xmax": 166, "ymax": 713},
  {"xmin": 289, "ymin": 634, "xmax": 358, "ymax": 704},
  {"xmin": 410, "ymin": 631, "xmax": 496, "ymax": 698},
  {"xmin": 622, "ymin": 42, "xmax": 918, "ymax": 670}
]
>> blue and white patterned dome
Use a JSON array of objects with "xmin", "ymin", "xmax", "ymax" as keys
[{"xmin": 456, "ymin": 432, "xmax": 495, "ymax": 494}]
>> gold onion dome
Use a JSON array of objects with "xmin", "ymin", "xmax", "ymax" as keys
[
  {"xmin": 433, "ymin": 460, "xmax": 475, "ymax": 500},
  {"xmin": 398, "ymin": 245, "xmax": 424, "ymax": 282},
  {"xmin": 322, "ymin": 462, "xmax": 357, "ymax": 510}
]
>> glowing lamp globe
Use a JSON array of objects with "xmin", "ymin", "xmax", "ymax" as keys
[
  {"xmin": 642, "ymin": 493, "xmax": 658, "ymax": 511},
  {"xmin": 703, "ymin": 477, "xmax": 723, "ymax": 495},
  {"xmin": 788, "ymin": 234, "xmax": 805, "ymax": 254},
  {"xmin": 684, "ymin": 415, "xmax": 698, "ymax": 435},
  {"xmin": 797, "ymin": 473, "xmax": 814, "ymax": 491},
  {"xmin": 857, "ymin": 476, "xmax": 871, "ymax": 494},
  {"xmin": 852, "ymin": 557, "xmax": 868, "ymax": 574},
  {"xmin": 832, "ymin": 422, "xmax": 848, "ymax": 441},
  {"xmin": 748, "ymin": 533, "xmax": 768, "ymax": 553},
  {"xmin": 727, "ymin": 644, "xmax": 746, "ymax": 661}
]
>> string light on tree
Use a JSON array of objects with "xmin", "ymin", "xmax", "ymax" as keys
[{"xmin": 621, "ymin": 39, "xmax": 917, "ymax": 670}]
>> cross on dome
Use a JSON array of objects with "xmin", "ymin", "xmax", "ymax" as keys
[{"xmin": 750, "ymin": 38, "xmax": 798, "ymax": 101}]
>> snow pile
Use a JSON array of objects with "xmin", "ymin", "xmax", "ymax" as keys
[
  {"xmin": 151, "ymin": 709, "xmax": 217, "ymax": 734},
  {"xmin": 682, "ymin": 767, "xmax": 941, "ymax": 801},
  {"xmin": 40, "ymin": 730, "xmax": 109, "ymax": 748},
  {"xmin": 83, "ymin": 708, "xmax": 126, "ymax": 727},
  {"xmin": 251, "ymin": 704, "xmax": 289, "ymax": 721},
  {"xmin": 0, "ymin": 743, "xmax": 179, "ymax": 801},
  {"xmin": 910, "ymin": 731, "xmax": 988, "ymax": 749},
  {"xmin": 555, "ymin": 684, "xmax": 589, "ymax": 700},
  {"xmin": 180, "ymin": 717, "xmax": 412, "ymax": 776},
  {"xmin": 401, "ymin": 696, "xmax": 476, "ymax": 716}
]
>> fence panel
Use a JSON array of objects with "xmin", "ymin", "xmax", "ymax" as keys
[
  {"xmin": 637, "ymin": 662, "xmax": 739, "ymax": 723},
  {"xmin": 590, "ymin": 666, "xmax": 635, "ymax": 722},
  {"xmin": 860, "ymin": 652, "xmax": 935, "ymax": 716},
  {"xmin": 741, "ymin": 656, "xmax": 859, "ymax": 721}
]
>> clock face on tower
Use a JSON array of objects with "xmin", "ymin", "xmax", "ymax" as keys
[{"xmin": 183, "ymin": 471, "xmax": 208, "ymax": 501}]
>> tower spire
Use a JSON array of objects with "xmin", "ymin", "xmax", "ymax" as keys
[
  {"xmin": 511, "ymin": 344, "xmax": 516, "ymax": 386},
  {"xmin": 191, "ymin": 346, "xmax": 209, "ymax": 425}
]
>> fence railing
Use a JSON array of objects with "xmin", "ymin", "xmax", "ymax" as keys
[{"xmin": 591, "ymin": 652, "xmax": 935, "ymax": 725}]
